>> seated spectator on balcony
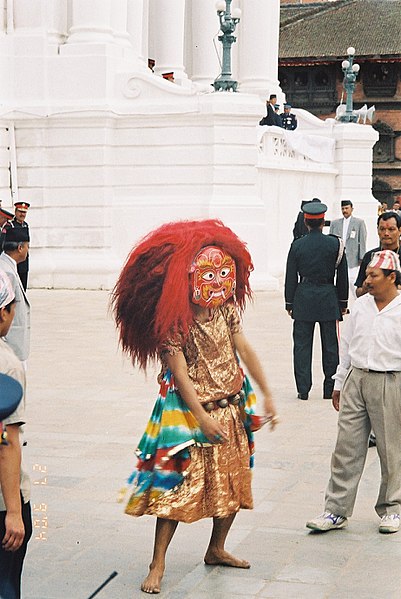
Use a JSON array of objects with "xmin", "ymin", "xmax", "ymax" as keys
[{"xmin": 259, "ymin": 94, "xmax": 282, "ymax": 127}]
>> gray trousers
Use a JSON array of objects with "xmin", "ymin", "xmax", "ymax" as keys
[{"xmin": 325, "ymin": 367, "xmax": 401, "ymax": 518}]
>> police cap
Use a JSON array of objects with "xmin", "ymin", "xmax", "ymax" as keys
[
  {"xmin": 0, "ymin": 207, "xmax": 13, "ymax": 219},
  {"xmin": 302, "ymin": 200, "xmax": 327, "ymax": 219},
  {"xmin": 14, "ymin": 201, "xmax": 30, "ymax": 212},
  {"xmin": 0, "ymin": 374, "xmax": 23, "ymax": 421}
]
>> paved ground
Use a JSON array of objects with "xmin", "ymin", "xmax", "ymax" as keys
[{"xmin": 21, "ymin": 288, "xmax": 401, "ymax": 599}]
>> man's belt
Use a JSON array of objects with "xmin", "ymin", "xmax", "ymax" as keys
[
  {"xmin": 358, "ymin": 368, "xmax": 397, "ymax": 374},
  {"xmin": 301, "ymin": 277, "xmax": 333, "ymax": 285},
  {"xmin": 203, "ymin": 390, "xmax": 245, "ymax": 412}
]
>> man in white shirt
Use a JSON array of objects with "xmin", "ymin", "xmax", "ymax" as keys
[
  {"xmin": 329, "ymin": 200, "xmax": 367, "ymax": 300},
  {"xmin": 0, "ymin": 226, "xmax": 30, "ymax": 364},
  {"xmin": 306, "ymin": 249, "xmax": 401, "ymax": 534},
  {"xmin": 0, "ymin": 271, "xmax": 32, "ymax": 598}
]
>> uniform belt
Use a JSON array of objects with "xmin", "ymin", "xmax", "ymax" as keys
[
  {"xmin": 203, "ymin": 390, "xmax": 245, "ymax": 412},
  {"xmin": 301, "ymin": 277, "xmax": 332, "ymax": 285}
]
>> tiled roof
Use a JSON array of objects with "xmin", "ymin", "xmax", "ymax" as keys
[{"xmin": 280, "ymin": 0, "xmax": 401, "ymax": 60}]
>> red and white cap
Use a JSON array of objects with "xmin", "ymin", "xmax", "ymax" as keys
[
  {"xmin": 368, "ymin": 249, "xmax": 401, "ymax": 272},
  {"xmin": 14, "ymin": 201, "xmax": 30, "ymax": 212}
]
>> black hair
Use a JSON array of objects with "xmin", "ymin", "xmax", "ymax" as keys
[
  {"xmin": 2, "ymin": 298, "xmax": 16, "ymax": 313},
  {"xmin": 382, "ymin": 269, "xmax": 401, "ymax": 287},
  {"xmin": 269, "ymin": 94, "xmax": 277, "ymax": 100},
  {"xmin": 377, "ymin": 211, "xmax": 401, "ymax": 228},
  {"xmin": 305, "ymin": 218, "xmax": 324, "ymax": 229},
  {"xmin": 3, "ymin": 241, "xmax": 20, "ymax": 252}
]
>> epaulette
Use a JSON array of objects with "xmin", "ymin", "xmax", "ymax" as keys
[{"xmin": 327, "ymin": 234, "xmax": 345, "ymax": 269}]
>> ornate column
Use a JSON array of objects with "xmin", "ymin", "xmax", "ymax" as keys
[
  {"xmin": 13, "ymin": 0, "xmax": 45, "ymax": 29},
  {"xmin": 46, "ymin": 0, "xmax": 67, "ymax": 45},
  {"xmin": 238, "ymin": 0, "xmax": 282, "ymax": 97},
  {"xmin": 111, "ymin": 0, "xmax": 131, "ymax": 49},
  {"xmin": 149, "ymin": 0, "xmax": 188, "ymax": 84},
  {"xmin": 0, "ymin": 0, "xmax": 6, "ymax": 33},
  {"xmin": 190, "ymin": 0, "xmax": 218, "ymax": 89},
  {"xmin": 11, "ymin": 0, "xmax": 67, "ymax": 43},
  {"xmin": 126, "ymin": 0, "xmax": 148, "ymax": 69},
  {"xmin": 64, "ymin": 0, "xmax": 114, "ymax": 46}
]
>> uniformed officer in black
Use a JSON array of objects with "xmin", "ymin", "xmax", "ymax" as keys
[
  {"xmin": 12, "ymin": 201, "xmax": 30, "ymax": 291},
  {"xmin": 280, "ymin": 103, "xmax": 297, "ymax": 130},
  {"xmin": 0, "ymin": 208, "xmax": 14, "ymax": 253},
  {"xmin": 285, "ymin": 201, "xmax": 348, "ymax": 400}
]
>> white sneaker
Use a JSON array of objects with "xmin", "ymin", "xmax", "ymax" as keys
[
  {"xmin": 306, "ymin": 512, "xmax": 348, "ymax": 532},
  {"xmin": 379, "ymin": 514, "xmax": 400, "ymax": 534}
]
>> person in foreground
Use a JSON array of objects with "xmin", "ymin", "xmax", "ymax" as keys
[
  {"xmin": 113, "ymin": 219, "xmax": 278, "ymax": 594},
  {"xmin": 0, "ymin": 271, "xmax": 32, "ymax": 599},
  {"xmin": 306, "ymin": 249, "xmax": 401, "ymax": 535}
]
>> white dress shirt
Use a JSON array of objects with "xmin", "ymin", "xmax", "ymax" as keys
[
  {"xmin": 333, "ymin": 292, "xmax": 401, "ymax": 390},
  {"xmin": 342, "ymin": 216, "xmax": 350, "ymax": 242}
]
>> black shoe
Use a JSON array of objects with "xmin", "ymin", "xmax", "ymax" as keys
[
  {"xmin": 368, "ymin": 433, "xmax": 376, "ymax": 448},
  {"xmin": 297, "ymin": 393, "xmax": 309, "ymax": 400}
]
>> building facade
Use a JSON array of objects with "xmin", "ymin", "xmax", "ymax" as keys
[{"xmin": 279, "ymin": 0, "xmax": 401, "ymax": 205}]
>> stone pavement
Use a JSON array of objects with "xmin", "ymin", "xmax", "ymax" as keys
[{"xmin": 22, "ymin": 289, "xmax": 401, "ymax": 599}]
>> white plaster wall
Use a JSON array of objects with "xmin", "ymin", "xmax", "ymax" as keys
[
  {"xmin": 0, "ymin": 127, "xmax": 11, "ymax": 204},
  {"xmin": 5, "ymin": 92, "xmax": 269, "ymax": 289}
]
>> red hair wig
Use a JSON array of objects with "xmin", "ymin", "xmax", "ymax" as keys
[{"xmin": 112, "ymin": 219, "xmax": 253, "ymax": 369}]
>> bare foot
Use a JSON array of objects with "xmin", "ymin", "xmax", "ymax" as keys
[
  {"xmin": 204, "ymin": 550, "xmax": 250, "ymax": 569},
  {"xmin": 141, "ymin": 565, "xmax": 164, "ymax": 594}
]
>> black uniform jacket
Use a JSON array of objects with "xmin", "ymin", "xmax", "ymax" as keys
[
  {"xmin": 11, "ymin": 218, "xmax": 29, "ymax": 275},
  {"xmin": 259, "ymin": 104, "xmax": 282, "ymax": 127},
  {"xmin": 280, "ymin": 113, "xmax": 297, "ymax": 130},
  {"xmin": 285, "ymin": 229, "xmax": 348, "ymax": 322},
  {"xmin": 292, "ymin": 211, "xmax": 309, "ymax": 240}
]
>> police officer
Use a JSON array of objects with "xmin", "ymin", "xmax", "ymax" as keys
[
  {"xmin": 280, "ymin": 103, "xmax": 297, "ymax": 130},
  {"xmin": 0, "ymin": 208, "xmax": 14, "ymax": 254},
  {"xmin": 12, "ymin": 202, "xmax": 30, "ymax": 291},
  {"xmin": 285, "ymin": 200, "xmax": 348, "ymax": 400}
]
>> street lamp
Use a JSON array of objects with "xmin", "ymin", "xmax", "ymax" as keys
[
  {"xmin": 338, "ymin": 46, "xmax": 360, "ymax": 123},
  {"xmin": 213, "ymin": 0, "xmax": 241, "ymax": 92}
]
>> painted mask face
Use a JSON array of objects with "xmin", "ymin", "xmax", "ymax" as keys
[{"xmin": 190, "ymin": 246, "xmax": 236, "ymax": 308}]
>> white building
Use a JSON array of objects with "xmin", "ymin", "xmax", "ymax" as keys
[{"xmin": 0, "ymin": 0, "xmax": 378, "ymax": 289}]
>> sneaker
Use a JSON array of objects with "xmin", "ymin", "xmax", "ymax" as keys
[
  {"xmin": 306, "ymin": 512, "xmax": 348, "ymax": 532},
  {"xmin": 368, "ymin": 433, "xmax": 376, "ymax": 448},
  {"xmin": 379, "ymin": 514, "xmax": 400, "ymax": 534}
]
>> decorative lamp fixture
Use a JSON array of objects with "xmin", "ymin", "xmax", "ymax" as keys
[
  {"xmin": 213, "ymin": 0, "xmax": 241, "ymax": 92},
  {"xmin": 338, "ymin": 47, "xmax": 360, "ymax": 123}
]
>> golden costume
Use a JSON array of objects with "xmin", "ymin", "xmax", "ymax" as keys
[{"xmin": 125, "ymin": 304, "xmax": 254, "ymax": 522}]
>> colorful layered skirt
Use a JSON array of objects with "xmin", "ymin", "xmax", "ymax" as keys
[{"xmin": 124, "ymin": 370, "xmax": 258, "ymax": 523}]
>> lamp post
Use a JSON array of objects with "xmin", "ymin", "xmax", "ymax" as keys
[
  {"xmin": 213, "ymin": 0, "xmax": 241, "ymax": 92},
  {"xmin": 339, "ymin": 47, "xmax": 360, "ymax": 123}
]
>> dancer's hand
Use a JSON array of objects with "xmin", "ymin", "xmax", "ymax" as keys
[
  {"xmin": 198, "ymin": 414, "xmax": 228, "ymax": 444},
  {"xmin": 263, "ymin": 393, "xmax": 279, "ymax": 431}
]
